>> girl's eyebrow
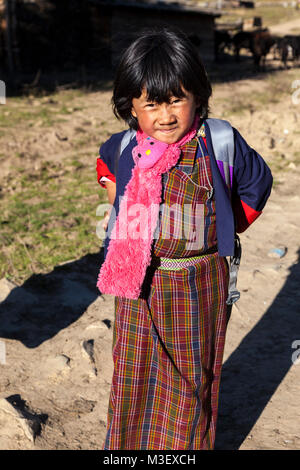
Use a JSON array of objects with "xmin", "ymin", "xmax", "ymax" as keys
[{"xmin": 143, "ymin": 95, "xmax": 186, "ymax": 103}]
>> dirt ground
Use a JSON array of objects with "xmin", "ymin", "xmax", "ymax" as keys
[{"xmin": 0, "ymin": 20, "xmax": 300, "ymax": 450}]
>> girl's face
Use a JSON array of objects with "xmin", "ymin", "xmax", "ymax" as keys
[{"xmin": 131, "ymin": 88, "xmax": 200, "ymax": 144}]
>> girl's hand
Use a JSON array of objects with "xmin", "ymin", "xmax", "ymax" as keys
[{"xmin": 102, "ymin": 209, "xmax": 111, "ymax": 231}]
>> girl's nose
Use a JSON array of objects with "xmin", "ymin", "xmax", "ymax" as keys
[{"xmin": 158, "ymin": 104, "xmax": 176, "ymax": 124}]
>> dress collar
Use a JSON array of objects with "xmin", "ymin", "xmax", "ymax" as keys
[{"xmin": 176, "ymin": 122, "xmax": 207, "ymax": 174}]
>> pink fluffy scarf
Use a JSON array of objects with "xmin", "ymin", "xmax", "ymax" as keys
[{"xmin": 97, "ymin": 116, "xmax": 200, "ymax": 299}]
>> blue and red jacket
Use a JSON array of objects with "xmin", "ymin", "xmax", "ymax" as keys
[{"xmin": 96, "ymin": 121, "xmax": 273, "ymax": 259}]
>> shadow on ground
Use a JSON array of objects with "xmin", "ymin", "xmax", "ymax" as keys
[
  {"xmin": 0, "ymin": 250, "xmax": 104, "ymax": 348},
  {"xmin": 0, "ymin": 247, "xmax": 299, "ymax": 448},
  {"xmin": 215, "ymin": 249, "xmax": 300, "ymax": 449}
]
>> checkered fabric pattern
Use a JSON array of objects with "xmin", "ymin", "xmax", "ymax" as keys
[
  {"xmin": 153, "ymin": 139, "xmax": 217, "ymax": 258},
  {"xmin": 103, "ymin": 137, "xmax": 229, "ymax": 450}
]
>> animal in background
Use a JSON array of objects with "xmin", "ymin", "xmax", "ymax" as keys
[
  {"xmin": 214, "ymin": 29, "xmax": 233, "ymax": 61},
  {"xmin": 232, "ymin": 28, "xmax": 276, "ymax": 70}
]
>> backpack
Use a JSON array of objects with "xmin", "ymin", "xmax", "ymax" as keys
[
  {"xmin": 114, "ymin": 119, "xmax": 241, "ymax": 305},
  {"xmin": 206, "ymin": 118, "xmax": 241, "ymax": 306}
]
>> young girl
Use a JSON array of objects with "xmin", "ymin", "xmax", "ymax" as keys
[{"xmin": 96, "ymin": 28, "xmax": 273, "ymax": 450}]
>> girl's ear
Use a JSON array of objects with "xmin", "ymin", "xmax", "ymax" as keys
[{"xmin": 131, "ymin": 106, "xmax": 137, "ymax": 118}]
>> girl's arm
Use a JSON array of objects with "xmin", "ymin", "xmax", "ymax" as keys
[
  {"xmin": 232, "ymin": 129, "xmax": 273, "ymax": 232},
  {"xmin": 97, "ymin": 131, "xmax": 129, "ymax": 228},
  {"xmin": 105, "ymin": 179, "xmax": 116, "ymax": 206},
  {"xmin": 102, "ymin": 180, "xmax": 116, "ymax": 231},
  {"xmin": 96, "ymin": 157, "xmax": 116, "ymax": 229}
]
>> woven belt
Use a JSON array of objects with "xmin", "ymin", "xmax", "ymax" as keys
[{"xmin": 156, "ymin": 247, "xmax": 218, "ymax": 271}]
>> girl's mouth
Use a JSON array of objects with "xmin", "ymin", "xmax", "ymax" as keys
[{"xmin": 158, "ymin": 127, "xmax": 177, "ymax": 133}]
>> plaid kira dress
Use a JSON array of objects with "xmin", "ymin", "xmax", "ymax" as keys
[{"xmin": 103, "ymin": 131, "xmax": 229, "ymax": 450}]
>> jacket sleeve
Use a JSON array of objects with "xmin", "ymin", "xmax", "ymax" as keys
[
  {"xmin": 232, "ymin": 128, "xmax": 273, "ymax": 233},
  {"xmin": 96, "ymin": 130, "xmax": 127, "ymax": 187},
  {"xmin": 96, "ymin": 158, "xmax": 116, "ymax": 187}
]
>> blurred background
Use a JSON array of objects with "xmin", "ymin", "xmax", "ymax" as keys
[{"xmin": 1, "ymin": 0, "xmax": 300, "ymax": 91}]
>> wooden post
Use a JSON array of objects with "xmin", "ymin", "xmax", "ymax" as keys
[
  {"xmin": 3, "ymin": 0, "xmax": 19, "ymax": 86},
  {"xmin": 4, "ymin": 0, "xmax": 14, "ymax": 75}
]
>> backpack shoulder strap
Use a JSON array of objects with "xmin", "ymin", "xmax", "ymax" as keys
[
  {"xmin": 114, "ymin": 128, "xmax": 137, "ymax": 176},
  {"xmin": 205, "ymin": 118, "xmax": 241, "ymax": 306},
  {"xmin": 205, "ymin": 118, "xmax": 234, "ymax": 189}
]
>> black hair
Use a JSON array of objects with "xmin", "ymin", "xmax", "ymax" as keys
[{"xmin": 112, "ymin": 28, "xmax": 212, "ymax": 130}]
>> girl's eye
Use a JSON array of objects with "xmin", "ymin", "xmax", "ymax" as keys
[
  {"xmin": 145, "ymin": 103, "xmax": 156, "ymax": 108},
  {"xmin": 171, "ymin": 99, "xmax": 182, "ymax": 104}
]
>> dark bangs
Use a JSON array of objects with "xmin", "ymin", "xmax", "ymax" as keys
[
  {"xmin": 139, "ymin": 44, "xmax": 188, "ymax": 104},
  {"xmin": 112, "ymin": 28, "xmax": 212, "ymax": 130}
]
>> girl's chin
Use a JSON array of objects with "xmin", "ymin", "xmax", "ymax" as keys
[{"xmin": 154, "ymin": 129, "xmax": 185, "ymax": 144}]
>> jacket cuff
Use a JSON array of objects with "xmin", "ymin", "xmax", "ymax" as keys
[
  {"xmin": 234, "ymin": 198, "xmax": 262, "ymax": 233},
  {"xmin": 96, "ymin": 158, "xmax": 116, "ymax": 186}
]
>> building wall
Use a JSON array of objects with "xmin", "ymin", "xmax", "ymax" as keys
[
  {"xmin": 0, "ymin": 1, "xmax": 217, "ymax": 73},
  {"xmin": 111, "ymin": 7, "xmax": 216, "ymax": 67}
]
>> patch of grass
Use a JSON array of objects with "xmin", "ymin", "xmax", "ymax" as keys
[
  {"xmin": 0, "ymin": 106, "xmax": 65, "ymax": 128},
  {"xmin": 213, "ymin": 3, "xmax": 300, "ymax": 28},
  {"xmin": 70, "ymin": 158, "xmax": 85, "ymax": 169},
  {"xmin": 0, "ymin": 88, "xmax": 87, "ymax": 130},
  {"xmin": 54, "ymin": 89, "xmax": 86, "ymax": 103},
  {"xmin": 73, "ymin": 137, "xmax": 90, "ymax": 149},
  {"xmin": 59, "ymin": 105, "xmax": 73, "ymax": 115},
  {"xmin": 0, "ymin": 157, "xmax": 107, "ymax": 282}
]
